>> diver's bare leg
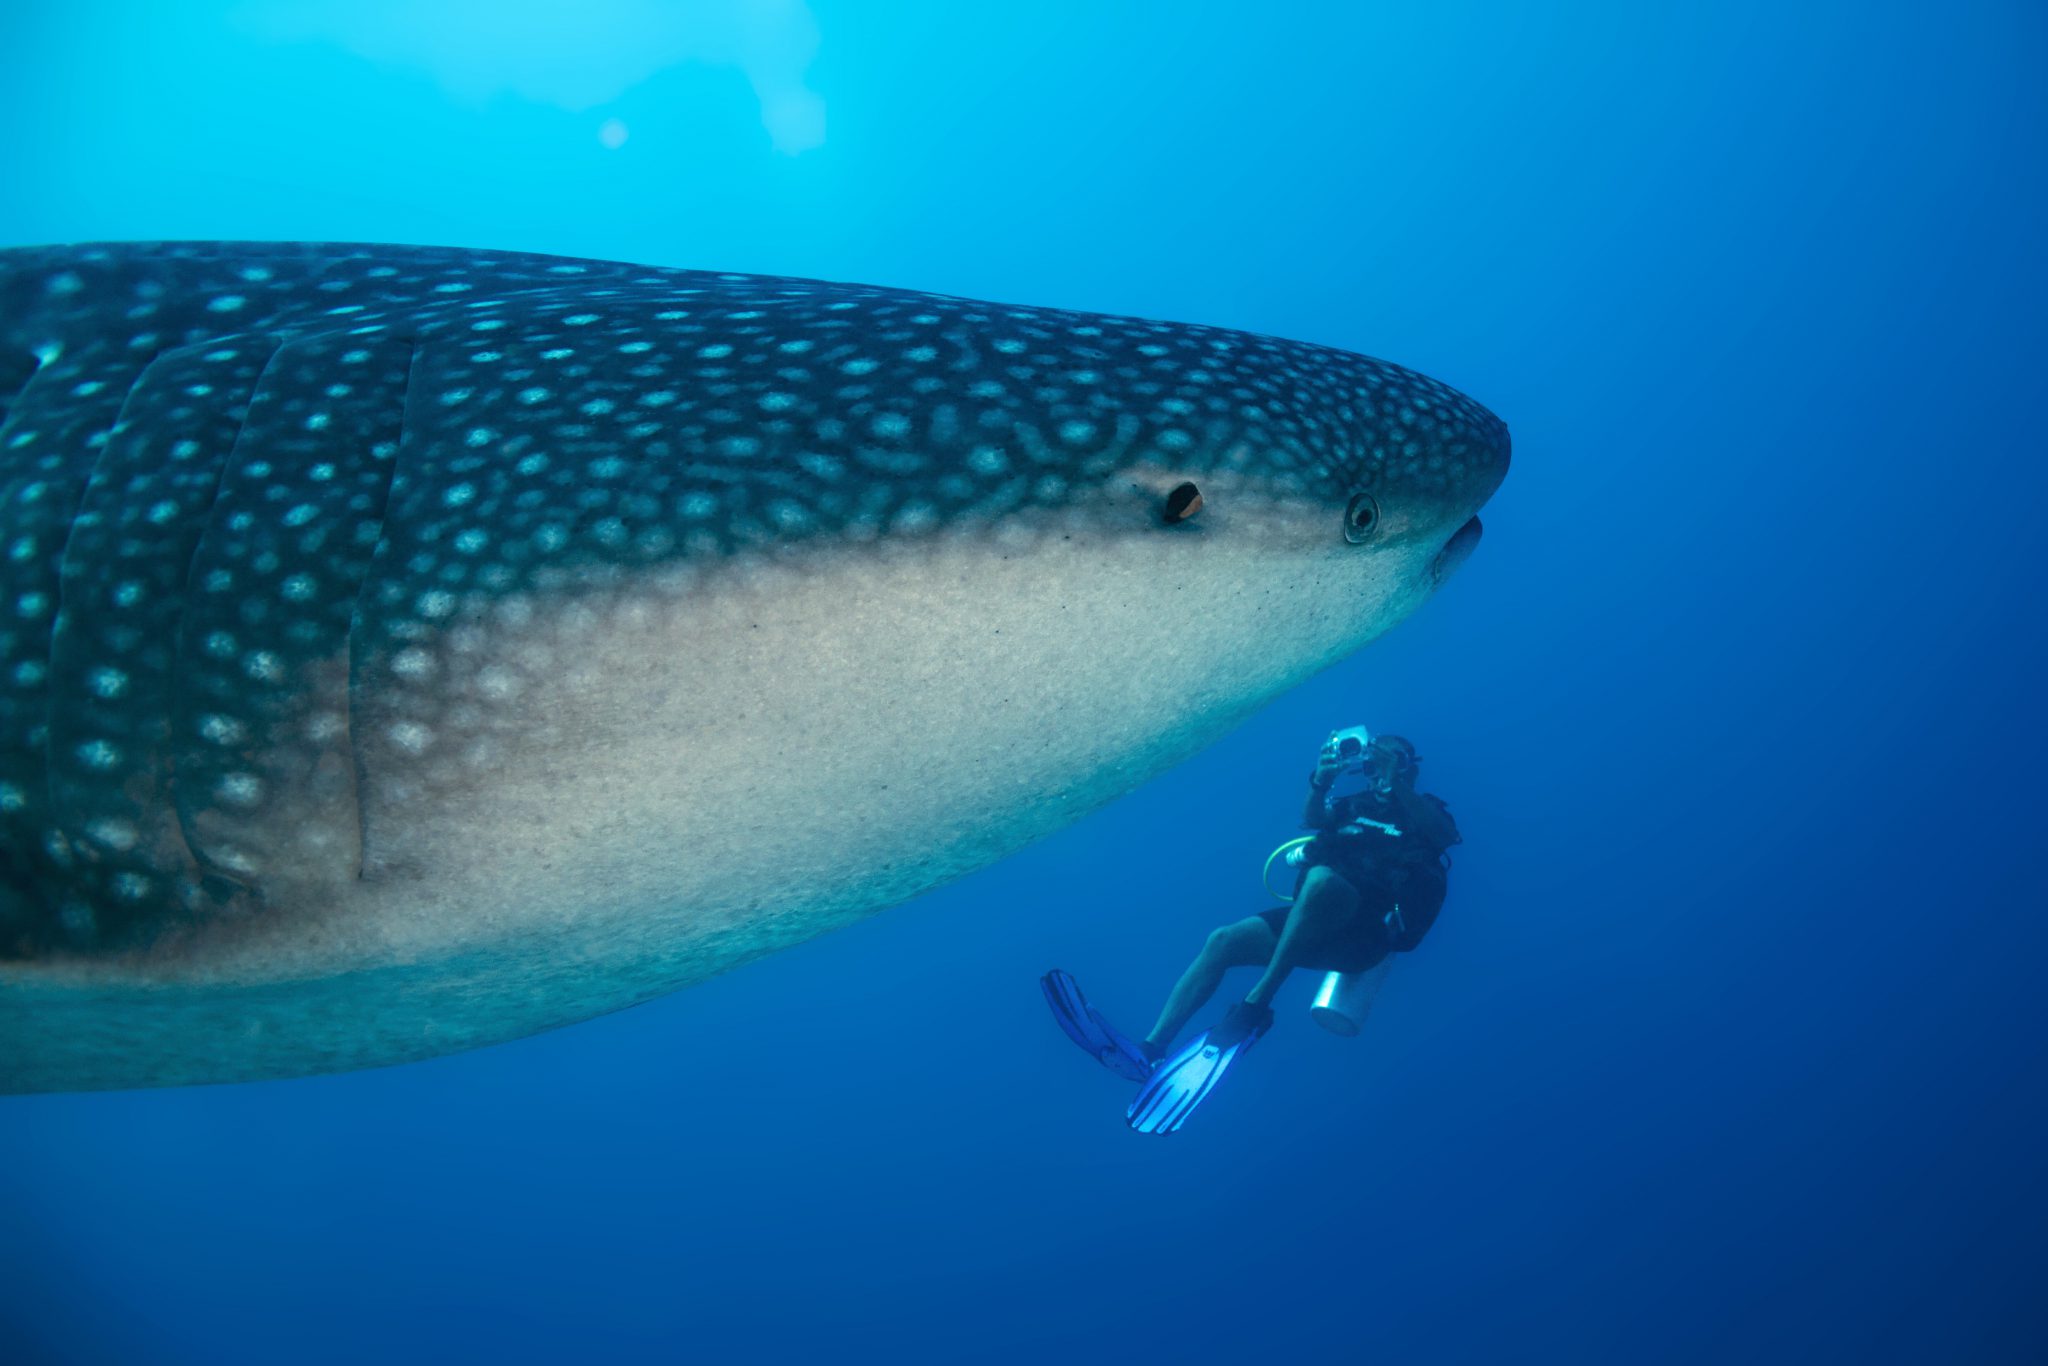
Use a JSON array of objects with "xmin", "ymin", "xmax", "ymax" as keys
[
  {"xmin": 1145, "ymin": 917, "xmax": 1277, "ymax": 1050},
  {"xmin": 1246, "ymin": 866, "xmax": 1361, "ymax": 1009}
]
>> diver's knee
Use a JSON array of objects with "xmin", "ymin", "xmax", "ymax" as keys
[
  {"xmin": 1301, "ymin": 865, "xmax": 1359, "ymax": 899},
  {"xmin": 1296, "ymin": 867, "xmax": 1360, "ymax": 924},
  {"xmin": 1203, "ymin": 918, "xmax": 1274, "ymax": 966}
]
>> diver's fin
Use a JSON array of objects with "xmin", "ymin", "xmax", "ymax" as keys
[
  {"xmin": 1041, "ymin": 969, "xmax": 1156, "ymax": 1082},
  {"xmin": 1126, "ymin": 1001, "xmax": 1273, "ymax": 1134}
]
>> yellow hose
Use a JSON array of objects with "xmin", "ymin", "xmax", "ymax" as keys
[{"xmin": 1261, "ymin": 837, "xmax": 1315, "ymax": 902}]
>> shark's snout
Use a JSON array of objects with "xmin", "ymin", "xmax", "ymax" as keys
[
  {"xmin": 1475, "ymin": 423, "xmax": 1511, "ymax": 510},
  {"xmin": 1452, "ymin": 411, "xmax": 1512, "ymax": 523},
  {"xmin": 1416, "ymin": 406, "xmax": 1505, "ymax": 586},
  {"xmin": 1383, "ymin": 397, "xmax": 1509, "ymax": 542}
]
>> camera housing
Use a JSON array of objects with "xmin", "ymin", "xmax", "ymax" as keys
[{"xmin": 1329, "ymin": 726, "xmax": 1373, "ymax": 768}]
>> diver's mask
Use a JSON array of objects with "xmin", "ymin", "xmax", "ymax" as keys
[{"xmin": 1365, "ymin": 738, "xmax": 1419, "ymax": 793}]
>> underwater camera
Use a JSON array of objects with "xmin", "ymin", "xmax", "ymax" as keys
[{"xmin": 1328, "ymin": 725, "xmax": 1372, "ymax": 769}]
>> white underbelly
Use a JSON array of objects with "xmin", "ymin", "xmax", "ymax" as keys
[
  {"xmin": 360, "ymin": 525, "xmax": 1422, "ymax": 969},
  {"xmin": 0, "ymin": 521, "xmax": 1434, "ymax": 1090}
]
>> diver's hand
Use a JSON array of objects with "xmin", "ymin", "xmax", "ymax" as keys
[{"xmin": 1311, "ymin": 736, "xmax": 1347, "ymax": 788}]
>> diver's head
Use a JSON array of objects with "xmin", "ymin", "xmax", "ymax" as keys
[{"xmin": 1367, "ymin": 734, "xmax": 1419, "ymax": 791}]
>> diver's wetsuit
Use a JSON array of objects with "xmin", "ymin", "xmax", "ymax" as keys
[{"xmin": 1259, "ymin": 785, "xmax": 1450, "ymax": 972}]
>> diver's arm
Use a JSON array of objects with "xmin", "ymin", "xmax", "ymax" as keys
[
  {"xmin": 1302, "ymin": 774, "xmax": 1338, "ymax": 829},
  {"xmin": 1302, "ymin": 740, "xmax": 1347, "ymax": 828}
]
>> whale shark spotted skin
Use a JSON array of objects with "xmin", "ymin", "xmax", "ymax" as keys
[{"xmin": 0, "ymin": 241, "xmax": 1508, "ymax": 1092}]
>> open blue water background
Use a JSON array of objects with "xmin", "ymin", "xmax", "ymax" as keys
[{"xmin": 2, "ymin": 3, "xmax": 2044, "ymax": 1362}]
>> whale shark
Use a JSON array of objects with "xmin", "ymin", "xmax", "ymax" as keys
[{"xmin": 0, "ymin": 241, "xmax": 1508, "ymax": 1093}]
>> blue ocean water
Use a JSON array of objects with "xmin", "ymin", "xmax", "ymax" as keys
[{"xmin": 2, "ymin": 2, "xmax": 2044, "ymax": 1362}]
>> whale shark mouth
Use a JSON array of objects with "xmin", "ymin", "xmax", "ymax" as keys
[{"xmin": 1430, "ymin": 515, "xmax": 1484, "ymax": 586}]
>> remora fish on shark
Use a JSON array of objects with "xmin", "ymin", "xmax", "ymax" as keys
[{"xmin": 0, "ymin": 241, "xmax": 1507, "ymax": 1093}]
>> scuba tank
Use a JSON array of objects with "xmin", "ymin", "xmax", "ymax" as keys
[{"xmin": 1310, "ymin": 958, "xmax": 1392, "ymax": 1036}]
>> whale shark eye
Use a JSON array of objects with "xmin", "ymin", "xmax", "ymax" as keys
[
  {"xmin": 1163, "ymin": 481, "xmax": 1203, "ymax": 524},
  {"xmin": 1342, "ymin": 492, "xmax": 1380, "ymax": 544}
]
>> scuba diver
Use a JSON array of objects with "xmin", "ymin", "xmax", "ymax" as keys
[{"xmin": 1043, "ymin": 727, "xmax": 1461, "ymax": 1133}]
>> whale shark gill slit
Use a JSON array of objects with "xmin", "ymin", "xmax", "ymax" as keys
[
  {"xmin": 0, "ymin": 349, "xmax": 36, "ymax": 429},
  {"xmin": 171, "ymin": 332, "xmax": 415, "ymax": 901},
  {"xmin": 0, "ymin": 345, "xmax": 174, "ymax": 950}
]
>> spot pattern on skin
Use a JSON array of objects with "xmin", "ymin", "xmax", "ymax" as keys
[
  {"xmin": 47, "ymin": 337, "xmax": 283, "ymax": 927},
  {"xmin": 0, "ymin": 241, "xmax": 1509, "ymax": 955}
]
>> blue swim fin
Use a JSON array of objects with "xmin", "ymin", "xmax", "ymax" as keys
[
  {"xmin": 1041, "ymin": 969, "xmax": 1156, "ymax": 1082},
  {"xmin": 1126, "ymin": 1001, "xmax": 1273, "ymax": 1134}
]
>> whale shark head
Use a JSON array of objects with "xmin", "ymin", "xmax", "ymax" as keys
[
  {"xmin": 0, "ymin": 242, "xmax": 1506, "ymax": 1089},
  {"xmin": 320, "ymin": 276, "xmax": 1512, "ymax": 967}
]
